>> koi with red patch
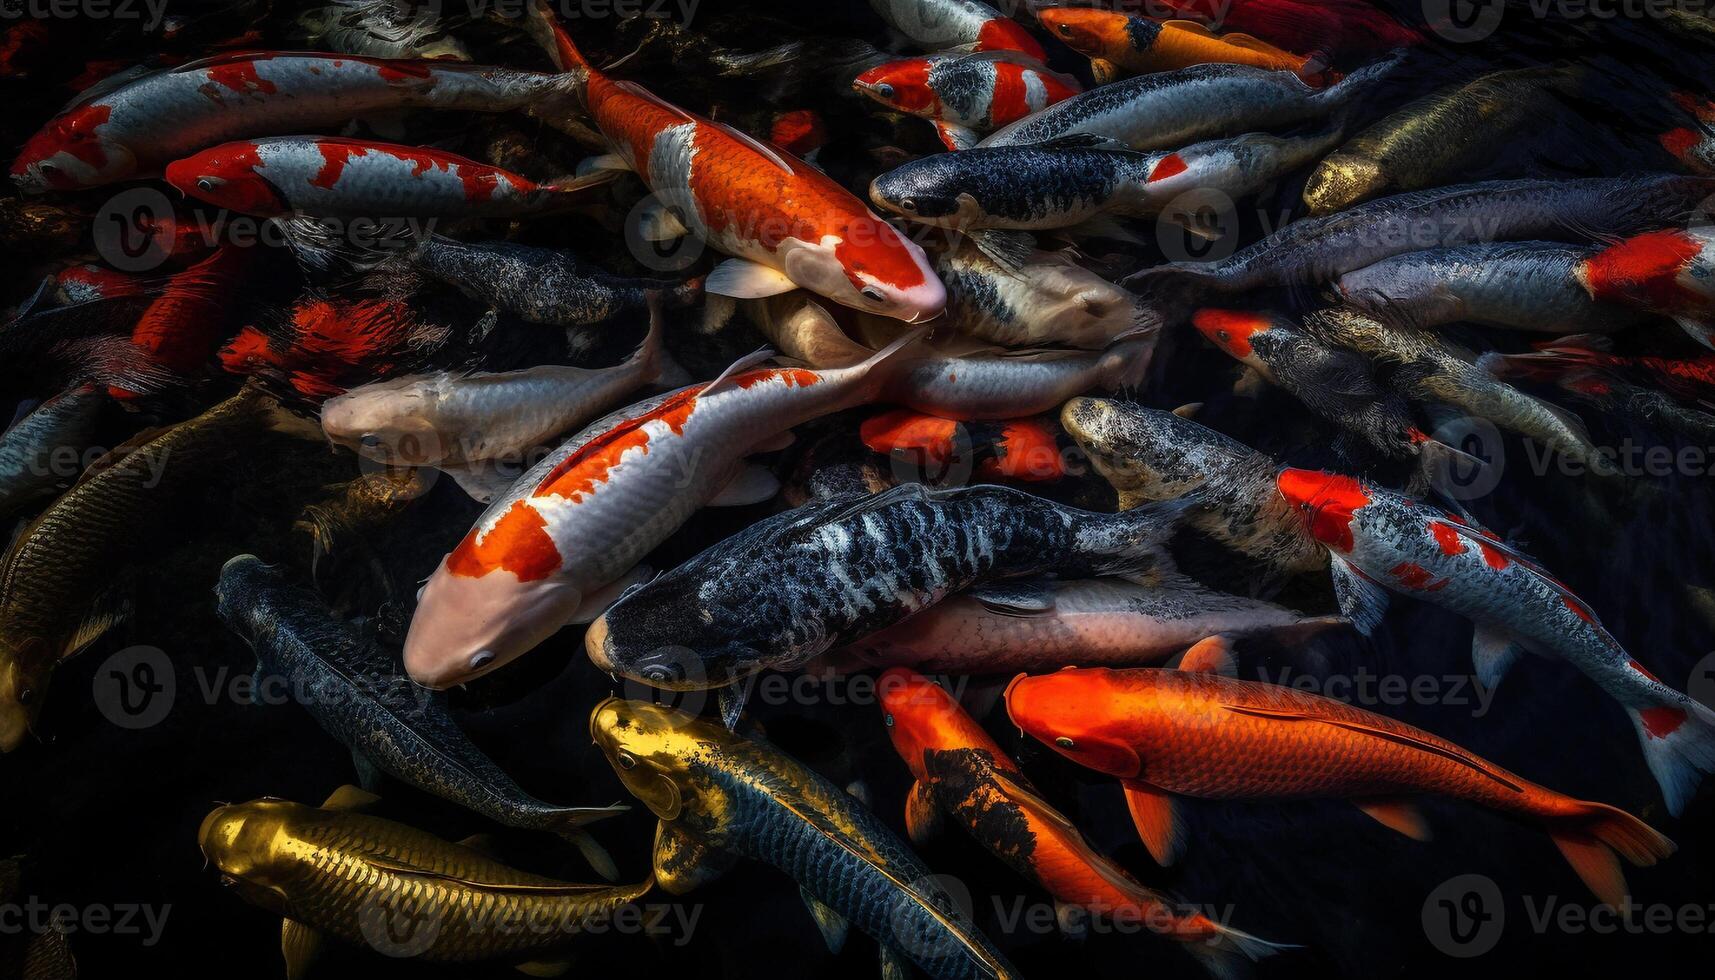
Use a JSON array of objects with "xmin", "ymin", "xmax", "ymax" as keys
[
  {"xmin": 1487, "ymin": 336, "xmax": 1715, "ymax": 405},
  {"xmin": 523, "ymin": 1, "xmax": 943, "ymax": 321},
  {"xmin": 219, "ymin": 294, "xmax": 440, "ymax": 402},
  {"xmin": 1576, "ymin": 228, "xmax": 1715, "ymax": 349},
  {"xmin": 1153, "ymin": 0, "xmax": 1424, "ymax": 61},
  {"xmin": 1039, "ymin": 9, "xmax": 1332, "ymax": 86},
  {"xmin": 1005, "ymin": 665, "xmax": 1676, "ymax": 908},
  {"xmin": 111, "ymin": 244, "xmax": 255, "ymax": 398},
  {"xmin": 860, "ymin": 409, "xmax": 1064, "ymax": 482},
  {"xmin": 164, "ymin": 137, "xmax": 600, "ymax": 218},
  {"xmin": 854, "ymin": 52, "xmax": 1079, "ymax": 151},
  {"xmin": 867, "ymin": 0, "xmax": 1045, "ymax": 59},
  {"xmin": 1276, "ymin": 468, "xmax": 1715, "ymax": 816},
  {"xmin": 11, "ymin": 51, "xmax": 582, "ymax": 192},
  {"xmin": 404, "ymin": 333, "xmax": 922, "ymax": 689},
  {"xmin": 879, "ymin": 668, "xmax": 1288, "ymax": 975}
]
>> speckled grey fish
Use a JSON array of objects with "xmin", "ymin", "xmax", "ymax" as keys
[
  {"xmin": 1333, "ymin": 243, "xmax": 1648, "ymax": 333},
  {"xmin": 1138, "ymin": 175, "xmax": 1715, "ymax": 293},
  {"xmin": 214, "ymin": 556, "xmax": 625, "ymax": 874},
  {"xmin": 585, "ymin": 482, "xmax": 1189, "ymax": 688},
  {"xmin": 1061, "ymin": 396, "xmax": 1327, "ymax": 579},
  {"xmin": 1306, "ymin": 308, "xmax": 1600, "ymax": 467},
  {"xmin": 591, "ymin": 698, "xmax": 1019, "ymax": 980},
  {"xmin": 979, "ymin": 58, "xmax": 1389, "ymax": 149},
  {"xmin": 937, "ymin": 242, "xmax": 1151, "ymax": 349},
  {"xmin": 0, "ymin": 384, "xmax": 104, "ymax": 518},
  {"xmin": 843, "ymin": 576, "xmax": 1344, "ymax": 672},
  {"xmin": 401, "ymin": 236, "xmax": 697, "ymax": 325},
  {"xmin": 1547, "ymin": 369, "xmax": 1715, "ymax": 443}
]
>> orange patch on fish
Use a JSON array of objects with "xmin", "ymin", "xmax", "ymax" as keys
[
  {"xmin": 1191, "ymin": 308, "xmax": 1271, "ymax": 359},
  {"xmin": 533, "ymin": 389, "xmax": 700, "ymax": 503},
  {"xmin": 1477, "ymin": 540, "xmax": 1510, "ymax": 570},
  {"xmin": 1390, "ymin": 562, "xmax": 1448, "ymax": 591},
  {"xmin": 1276, "ymin": 468, "xmax": 1369, "ymax": 553},
  {"xmin": 446, "ymin": 500, "xmax": 562, "ymax": 582},
  {"xmin": 1147, "ymin": 153, "xmax": 1187, "ymax": 182},
  {"xmin": 1430, "ymin": 522, "xmax": 1466, "ymax": 557},
  {"xmin": 1639, "ymin": 706, "xmax": 1686, "ymax": 739},
  {"xmin": 1580, "ymin": 229, "xmax": 1703, "ymax": 310}
]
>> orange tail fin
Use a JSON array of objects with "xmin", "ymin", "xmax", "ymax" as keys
[
  {"xmin": 522, "ymin": 0, "xmax": 593, "ymax": 73},
  {"xmin": 1546, "ymin": 802, "xmax": 1675, "ymax": 910}
]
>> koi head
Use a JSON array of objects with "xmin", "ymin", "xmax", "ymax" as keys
[
  {"xmin": 1004, "ymin": 669, "xmax": 1144, "ymax": 778},
  {"xmin": 1037, "ymin": 7, "xmax": 1123, "ymax": 60},
  {"xmin": 868, "ymin": 155, "xmax": 988, "ymax": 228},
  {"xmin": 403, "ymin": 546, "xmax": 582, "ymax": 689},
  {"xmin": 0, "ymin": 631, "xmax": 53, "ymax": 753},
  {"xmin": 784, "ymin": 215, "xmax": 946, "ymax": 322},
  {"xmin": 1276, "ymin": 467, "xmax": 1371, "ymax": 553},
  {"xmin": 1061, "ymin": 397, "xmax": 1213, "ymax": 504},
  {"xmin": 198, "ymin": 798, "xmax": 300, "ymax": 912},
  {"xmin": 853, "ymin": 59, "xmax": 936, "ymax": 115},
  {"xmin": 1190, "ymin": 308, "xmax": 1280, "ymax": 370},
  {"xmin": 11, "ymin": 103, "xmax": 132, "ymax": 192},
  {"xmin": 878, "ymin": 667, "xmax": 983, "ymax": 781},
  {"xmin": 1301, "ymin": 152, "xmax": 1388, "ymax": 215},
  {"xmin": 590, "ymin": 697, "xmax": 738, "ymax": 830},
  {"xmin": 164, "ymin": 142, "xmax": 287, "ymax": 216},
  {"xmin": 320, "ymin": 384, "xmax": 449, "ymax": 465},
  {"xmin": 584, "ymin": 575, "xmax": 765, "ymax": 691}
]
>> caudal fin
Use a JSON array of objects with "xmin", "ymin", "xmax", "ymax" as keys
[
  {"xmin": 1078, "ymin": 496, "xmax": 1196, "ymax": 578},
  {"xmin": 1181, "ymin": 918, "xmax": 1297, "ymax": 980},
  {"xmin": 521, "ymin": 0, "xmax": 594, "ymax": 73},
  {"xmin": 1546, "ymin": 801, "xmax": 1676, "ymax": 909},
  {"xmin": 1627, "ymin": 695, "xmax": 1715, "ymax": 816}
]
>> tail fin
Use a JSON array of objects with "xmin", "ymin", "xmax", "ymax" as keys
[
  {"xmin": 543, "ymin": 805, "xmax": 629, "ymax": 881},
  {"xmin": 1674, "ymin": 314, "xmax": 1715, "ymax": 350},
  {"xmin": 1181, "ymin": 919, "xmax": 1296, "ymax": 980},
  {"xmin": 1319, "ymin": 48, "xmax": 1406, "ymax": 107},
  {"xmin": 1546, "ymin": 801, "xmax": 1676, "ymax": 909},
  {"xmin": 1627, "ymin": 697, "xmax": 1715, "ymax": 816},
  {"xmin": 521, "ymin": 0, "xmax": 593, "ymax": 73},
  {"xmin": 1079, "ymin": 496, "xmax": 1195, "ymax": 578}
]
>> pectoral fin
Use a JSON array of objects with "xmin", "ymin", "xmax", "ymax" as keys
[
  {"xmin": 652, "ymin": 822, "xmax": 736, "ymax": 894},
  {"xmin": 1471, "ymin": 625, "xmax": 1521, "ymax": 690},
  {"xmin": 1354, "ymin": 798, "xmax": 1432, "ymax": 841},
  {"xmin": 1329, "ymin": 554, "xmax": 1390, "ymax": 635},
  {"xmin": 637, "ymin": 196, "xmax": 690, "ymax": 242},
  {"xmin": 1121, "ymin": 779, "xmax": 1184, "ymax": 866},
  {"xmin": 934, "ymin": 121, "xmax": 979, "ymax": 151},
  {"xmin": 1173, "ymin": 635, "xmax": 1237, "ymax": 676},
  {"xmin": 569, "ymin": 564, "xmax": 653, "ymax": 624},
  {"xmin": 707, "ymin": 258, "xmax": 799, "ymax": 299},
  {"xmin": 708, "ymin": 463, "xmax": 780, "ymax": 507},
  {"xmin": 801, "ymin": 886, "xmax": 850, "ymax": 953},
  {"xmin": 320, "ymin": 784, "xmax": 381, "ymax": 812},
  {"xmin": 281, "ymin": 919, "xmax": 324, "ymax": 980},
  {"xmin": 904, "ymin": 780, "xmax": 942, "ymax": 845}
]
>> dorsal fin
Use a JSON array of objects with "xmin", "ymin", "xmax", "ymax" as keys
[{"xmin": 1219, "ymin": 704, "xmax": 1526, "ymax": 792}]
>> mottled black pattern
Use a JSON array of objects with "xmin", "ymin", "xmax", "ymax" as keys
[
  {"xmin": 410, "ymin": 237, "xmax": 675, "ymax": 325},
  {"xmin": 926, "ymin": 57, "xmax": 985, "ymax": 121},
  {"xmin": 690, "ymin": 746, "xmax": 1011, "ymax": 980},
  {"xmin": 598, "ymin": 483, "xmax": 1181, "ymax": 685},
  {"xmin": 1250, "ymin": 325, "xmax": 1423, "ymax": 460},
  {"xmin": 1153, "ymin": 174, "xmax": 1715, "ymax": 290},
  {"xmin": 1569, "ymin": 375, "xmax": 1715, "ymax": 442},
  {"xmin": 1122, "ymin": 14, "xmax": 1160, "ymax": 52},
  {"xmin": 922, "ymin": 748, "xmax": 1038, "ymax": 878},
  {"xmin": 873, "ymin": 143, "xmax": 1154, "ymax": 224},
  {"xmin": 214, "ymin": 557, "xmax": 610, "ymax": 832},
  {"xmin": 938, "ymin": 255, "xmax": 1017, "ymax": 328}
]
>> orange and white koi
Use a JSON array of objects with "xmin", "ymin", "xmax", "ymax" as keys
[
  {"xmin": 1276, "ymin": 468, "xmax": 1715, "ymax": 816},
  {"xmin": 879, "ymin": 668, "xmax": 1288, "ymax": 976},
  {"xmin": 1039, "ymin": 8, "xmax": 1332, "ymax": 85},
  {"xmin": 867, "ymin": 0, "xmax": 1045, "ymax": 59},
  {"xmin": 10, "ymin": 51, "xmax": 581, "ymax": 192},
  {"xmin": 853, "ymin": 52, "xmax": 1079, "ymax": 150},
  {"xmin": 1006, "ymin": 665, "xmax": 1677, "ymax": 908},
  {"xmin": 524, "ymin": 1, "xmax": 944, "ymax": 321},
  {"xmin": 403, "ymin": 334, "xmax": 921, "ymax": 689},
  {"xmin": 164, "ymin": 137, "xmax": 596, "ymax": 218},
  {"xmin": 860, "ymin": 408, "xmax": 1064, "ymax": 483}
]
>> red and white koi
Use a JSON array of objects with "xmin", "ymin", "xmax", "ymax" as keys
[
  {"xmin": 164, "ymin": 137, "xmax": 593, "ymax": 218},
  {"xmin": 1575, "ymin": 227, "xmax": 1715, "ymax": 349},
  {"xmin": 403, "ymin": 334, "xmax": 921, "ymax": 689},
  {"xmin": 1276, "ymin": 468, "xmax": 1715, "ymax": 816},
  {"xmin": 853, "ymin": 52, "xmax": 1079, "ymax": 150},
  {"xmin": 866, "ymin": 0, "xmax": 1045, "ymax": 59},
  {"xmin": 11, "ymin": 51, "xmax": 581, "ymax": 192},
  {"xmin": 524, "ymin": 1, "xmax": 944, "ymax": 321}
]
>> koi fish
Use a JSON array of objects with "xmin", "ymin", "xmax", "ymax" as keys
[
  {"xmin": 586, "ymin": 482, "xmax": 1188, "ymax": 690},
  {"xmin": 1060, "ymin": 396, "xmax": 1328, "ymax": 580},
  {"xmin": 853, "ymin": 51, "xmax": 1079, "ymax": 151},
  {"xmin": 1152, "ymin": 0, "xmax": 1424, "ymax": 60},
  {"xmin": 1306, "ymin": 308, "xmax": 1600, "ymax": 467},
  {"xmin": 11, "ymin": 51, "xmax": 581, "ymax": 191},
  {"xmin": 1005, "ymin": 665, "xmax": 1676, "ymax": 908},
  {"xmin": 403, "ymin": 333, "xmax": 920, "ymax": 689},
  {"xmin": 879, "ymin": 668, "xmax": 1288, "ymax": 975},
  {"xmin": 400, "ymin": 236, "xmax": 698, "ymax": 326},
  {"xmin": 937, "ymin": 240, "xmax": 1153, "ymax": 350},
  {"xmin": 1303, "ymin": 68, "xmax": 1584, "ymax": 214},
  {"xmin": 522, "ymin": 0, "xmax": 944, "ymax": 321},
  {"xmin": 164, "ymin": 137, "xmax": 604, "ymax": 217},
  {"xmin": 219, "ymin": 293, "xmax": 446, "ymax": 402},
  {"xmin": 200, "ymin": 786, "xmax": 650, "ymax": 973},
  {"xmin": 1576, "ymin": 228, "xmax": 1715, "ymax": 349},
  {"xmin": 980, "ymin": 56, "xmax": 1390, "ymax": 150},
  {"xmin": 1333, "ymin": 242, "xmax": 1647, "ymax": 334},
  {"xmin": 1039, "ymin": 8, "xmax": 1331, "ymax": 85},
  {"xmin": 848, "ymin": 578, "xmax": 1343, "ymax": 672},
  {"xmin": 860, "ymin": 408, "xmax": 1064, "ymax": 482},
  {"xmin": 867, "ymin": 0, "xmax": 1045, "ymax": 59},
  {"xmin": 1275, "ymin": 467, "xmax": 1715, "ymax": 815},
  {"xmin": 591, "ymin": 698, "xmax": 1018, "ymax": 980},
  {"xmin": 1546, "ymin": 369, "xmax": 1715, "ymax": 443},
  {"xmin": 1485, "ymin": 334, "xmax": 1715, "ymax": 405},
  {"xmin": 321, "ymin": 298, "xmax": 671, "ymax": 468},
  {"xmin": 0, "ymin": 384, "xmax": 106, "ymax": 519}
]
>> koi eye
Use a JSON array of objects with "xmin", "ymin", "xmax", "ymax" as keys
[
  {"xmin": 861, "ymin": 286, "xmax": 886, "ymax": 304},
  {"xmin": 616, "ymin": 752, "xmax": 637, "ymax": 770},
  {"xmin": 1057, "ymin": 24, "xmax": 1073, "ymax": 36},
  {"xmin": 359, "ymin": 434, "xmax": 381, "ymax": 449},
  {"xmin": 899, "ymin": 198, "xmax": 918, "ymax": 213},
  {"xmin": 883, "ymin": 713, "xmax": 895, "ymax": 728},
  {"xmin": 219, "ymin": 874, "xmax": 238, "ymax": 887},
  {"xmin": 875, "ymin": 83, "xmax": 895, "ymax": 100},
  {"xmin": 1055, "ymin": 736, "xmax": 1074, "ymax": 749},
  {"xmin": 16, "ymin": 687, "xmax": 33, "ymax": 705},
  {"xmin": 196, "ymin": 177, "xmax": 218, "ymax": 193},
  {"xmin": 467, "ymin": 650, "xmax": 495, "ymax": 671}
]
